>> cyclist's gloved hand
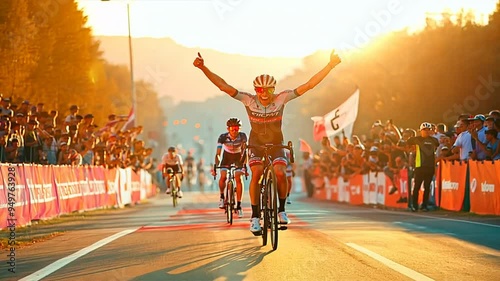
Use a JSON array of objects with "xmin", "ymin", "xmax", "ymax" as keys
[{"xmin": 211, "ymin": 170, "xmax": 216, "ymax": 177}]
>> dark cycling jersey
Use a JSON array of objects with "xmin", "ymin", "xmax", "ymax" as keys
[
  {"xmin": 217, "ymin": 132, "xmax": 247, "ymax": 154},
  {"xmin": 232, "ymin": 90, "xmax": 298, "ymax": 145}
]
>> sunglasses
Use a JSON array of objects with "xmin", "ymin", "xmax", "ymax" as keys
[
  {"xmin": 255, "ymin": 87, "xmax": 275, "ymax": 94},
  {"xmin": 228, "ymin": 126, "xmax": 240, "ymax": 131}
]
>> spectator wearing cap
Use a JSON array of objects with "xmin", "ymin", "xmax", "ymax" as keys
[
  {"xmin": 17, "ymin": 100, "xmax": 31, "ymax": 116},
  {"xmin": 485, "ymin": 115, "xmax": 495, "ymax": 130},
  {"xmin": 469, "ymin": 114, "xmax": 487, "ymax": 160},
  {"xmin": 406, "ymin": 122, "xmax": 439, "ymax": 212},
  {"xmin": 364, "ymin": 146, "xmax": 385, "ymax": 173},
  {"xmin": 57, "ymin": 142, "xmax": 70, "ymax": 165},
  {"xmin": 474, "ymin": 129, "xmax": 500, "ymax": 160}
]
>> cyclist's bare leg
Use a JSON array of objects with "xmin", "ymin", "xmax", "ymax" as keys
[
  {"xmin": 287, "ymin": 175, "xmax": 292, "ymax": 195},
  {"xmin": 274, "ymin": 164, "xmax": 288, "ymax": 213},
  {"xmin": 249, "ymin": 164, "xmax": 263, "ymax": 217},
  {"xmin": 175, "ymin": 173, "xmax": 182, "ymax": 190},
  {"xmin": 235, "ymin": 171, "xmax": 244, "ymax": 209},
  {"xmin": 219, "ymin": 170, "xmax": 228, "ymax": 199}
]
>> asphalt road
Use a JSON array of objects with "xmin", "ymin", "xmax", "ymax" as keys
[{"xmin": 3, "ymin": 180, "xmax": 500, "ymax": 281}]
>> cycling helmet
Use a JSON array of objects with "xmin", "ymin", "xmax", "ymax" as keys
[
  {"xmin": 226, "ymin": 118, "xmax": 242, "ymax": 127},
  {"xmin": 253, "ymin": 74, "xmax": 276, "ymax": 88},
  {"xmin": 419, "ymin": 122, "xmax": 432, "ymax": 131},
  {"xmin": 168, "ymin": 146, "xmax": 176, "ymax": 152}
]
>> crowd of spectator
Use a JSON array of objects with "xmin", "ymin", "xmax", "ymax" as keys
[
  {"xmin": 301, "ymin": 109, "xmax": 500, "ymax": 200},
  {"xmin": 0, "ymin": 95, "xmax": 155, "ymax": 173}
]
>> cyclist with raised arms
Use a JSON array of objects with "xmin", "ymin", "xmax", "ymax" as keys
[
  {"xmin": 194, "ymin": 50, "xmax": 341, "ymax": 234},
  {"xmin": 212, "ymin": 118, "xmax": 248, "ymax": 218},
  {"xmin": 162, "ymin": 146, "xmax": 184, "ymax": 198}
]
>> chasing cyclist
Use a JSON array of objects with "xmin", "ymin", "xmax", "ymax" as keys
[
  {"xmin": 162, "ymin": 146, "xmax": 184, "ymax": 198},
  {"xmin": 194, "ymin": 50, "xmax": 341, "ymax": 234},
  {"xmin": 212, "ymin": 118, "xmax": 248, "ymax": 218}
]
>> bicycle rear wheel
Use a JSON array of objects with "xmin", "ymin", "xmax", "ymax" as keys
[
  {"xmin": 268, "ymin": 168, "xmax": 279, "ymax": 250},
  {"xmin": 226, "ymin": 181, "xmax": 233, "ymax": 224}
]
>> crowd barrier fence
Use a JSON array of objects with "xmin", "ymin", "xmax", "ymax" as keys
[
  {"xmin": 1, "ymin": 164, "xmax": 156, "ymax": 230},
  {"xmin": 313, "ymin": 160, "xmax": 500, "ymax": 216}
]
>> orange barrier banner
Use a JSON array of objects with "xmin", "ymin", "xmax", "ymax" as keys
[
  {"xmin": 105, "ymin": 168, "xmax": 119, "ymax": 207},
  {"xmin": 384, "ymin": 169, "xmax": 408, "ymax": 209},
  {"xmin": 25, "ymin": 165, "xmax": 59, "ymax": 220},
  {"xmin": 54, "ymin": 165, "xmax": 83, "ymax": 214},
  {"xmin": 469, "ymin": 161, "xmax": 500, "ymax": 215},
  {"xmin": 327, "ymin": 177, "xmax": 339, "ymax": 202},
  {"xmin": 439, "ymin": 161, "xmax": 467, "ymax": 211},
  {"xmin": 0, "ymin": 165, "xmax": 31, "ymax": 228},
  {"xmin": 130, "ymin": 168, "xmax": 141, "ymax": 204},
  {"xmin": 349, "ymin": 175, "xmax": 364, "ymax": 205}
]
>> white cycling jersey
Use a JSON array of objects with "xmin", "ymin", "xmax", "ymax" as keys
[{"xmin": 162, "ymin": 153, "xmax": 183, "ymax": 166}]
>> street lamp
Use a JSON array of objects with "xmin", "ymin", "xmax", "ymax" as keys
[{"xmin": 100, "ymin": 0, "xmax": 136, "ymax": 121}]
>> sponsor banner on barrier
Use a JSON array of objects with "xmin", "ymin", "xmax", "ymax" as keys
[
  {"xmin": 439, "ymin": 161, "xmax": 467, "ymax": 211},
  {"xmin": 130, "ymin": 168, "xmax": 141, "ymax": 204},
  {"xmin": 105, "ymin": 168, "xmax": 119, "ymax": 207},
  {"xmin": 0, "ymin": 164, "xmax": 31, "ymax": 228},
  {"xmin": 54, "ymin": 165, "xmax": 83, "ymax": 214},
  {"xmin": 327, "ymin": 177, "xmax": 339, "ymax": 202},
  {"xmin": 91, "ymin": 166, "xmax": 108, "ymax": 208},
  {"xmin": 469, "ymin": 161, "xmax": 500, "ymax": 215},
  {"xmin": 349, "ymin": 175, "xmax": 364, "ymax": 205},
  {"xmin": 119, "ymin": 168, "xmax": 132, "ymax": 206},
  {"xmin": 384, "ymin": 169, "xmax": 409, "ymax": 208},
  {"xmin": 0, "ymin": 167, "xmax": 8, "ymax": 229},
  {"xmin": 25, "ymin": 165, "xmax": 59, "ymax": 220}
]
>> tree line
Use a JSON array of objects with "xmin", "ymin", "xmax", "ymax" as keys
[{"xmin": 0, "ymin": 0, "xmax": 166, "ymax": 155}]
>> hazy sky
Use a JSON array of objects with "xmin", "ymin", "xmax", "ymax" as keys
[{"xmin": 77, "ymin": 0, "xmax": 498, "ymax": 58}]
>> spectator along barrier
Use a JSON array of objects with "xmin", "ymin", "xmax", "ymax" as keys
[
  {"xmin": 0, "ymin": 164, "xmax": 156, "ymax": 230},
  {"xmin": 313, "ymin": 160, "xmax": 500, "ymax": 216}
]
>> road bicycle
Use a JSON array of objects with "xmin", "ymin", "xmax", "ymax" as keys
[
  {"xmin": 246, "ymin": 141, "xmax": 294, "ymax": 250},
  {"xmin": 165, "ymin": 167, "xmax": 180, "ymax": 207},
  {"xmin": 213, "ymin": 163, "xmax": 246, "ymax": 225}
]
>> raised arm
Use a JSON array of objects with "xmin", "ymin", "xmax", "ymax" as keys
[
  {"xmin": 193, "ymin": 52, "xmax": 238, "ymax": 97},
  {"xmin": 295, "ymin": 50, "xmax": 341, "ymax": 96}
]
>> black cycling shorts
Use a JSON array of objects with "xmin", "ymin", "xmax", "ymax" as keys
[{"xmin": 220, "ymin": 152, "xmax": 243, "ymax": 169}]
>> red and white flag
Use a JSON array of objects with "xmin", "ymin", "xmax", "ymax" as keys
[
  {"xmin": 299, "ymin": 138, "xmax": 313, "ymax": 155},
  {"xmin": 311, "ymin": 88, "xmax": 359, "ymax": 140},
  {"xmin": 120, "ymin": 106, "xmax": 135, "ymax": 132}
]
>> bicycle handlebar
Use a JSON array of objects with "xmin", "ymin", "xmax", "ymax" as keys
[
  {"xmin": 212, "ymin": 164, "xmax": 248, "ymax": 180},
  {"xmin": 246, "ymin": 141, "xmax": 294, "ymax": 164}
]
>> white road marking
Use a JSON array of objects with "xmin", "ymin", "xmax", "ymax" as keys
[
  {"xmin": 19, "ymin": 228, "xmax": 139, "ymax": 281},
  {"xmin": 346, "ymin": 242, "xmax": 435, "ymax": 281},
  {"xmin": 393, "ymin": 221, "xmax": 457, "ymax": 236},
  {"xmin": 373, "ymin": 209, "xmax": 500, "ymax": 229}
]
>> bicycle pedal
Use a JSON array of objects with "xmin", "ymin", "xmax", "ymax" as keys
[{"xmin": 279, "ymin": 226, "xmax": 288, "ymax": 231}]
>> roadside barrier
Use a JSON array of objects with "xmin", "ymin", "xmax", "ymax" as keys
[
  {"xmin": 0, "ymin": 164, "xmax": 156, "ymax": 230},
  {"xmin": 312, "ymin": 160, "xmax": 500, "ymax": 216}
]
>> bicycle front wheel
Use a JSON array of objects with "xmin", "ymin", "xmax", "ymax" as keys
[
  {"xmin": 268, "ymin": 168, "xmax": 279, "ymax": 250},
  {"xmin": 261, "ymin": 178, "xmax": 268, "ymax": 246},
  {"xmin": 226, "ymin": 181, "xmax": 233, "ymax": 225},
  {"xmin": 172, "ymin": 177, "xmax": 178, "ymax": 207}
]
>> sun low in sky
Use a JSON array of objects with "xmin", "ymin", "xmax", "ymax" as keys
[{"xmin": 77, "ymin": 0, "xmax": 498, "ymax": 58}]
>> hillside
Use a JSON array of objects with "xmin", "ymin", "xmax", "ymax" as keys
[{"xmin": 95, "ymin": 36, "xmax": 304, "ymax": 103}]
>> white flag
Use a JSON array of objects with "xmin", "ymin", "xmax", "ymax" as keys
[{"xmin": 324, "ymin": 89, "xmax": 360, "ymax": 139}]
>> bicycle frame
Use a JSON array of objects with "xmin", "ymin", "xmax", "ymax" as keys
[
  {"xmin": 246, "ymin": 141, "xmax": 294, "ymax": 251},
  {"xmin": 165, "ymin": 168, "xmax": 179, "ymax": 207},
  {"xmin": 213, "ymin": 164, "xmax": 242, "ymax": 225}
]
